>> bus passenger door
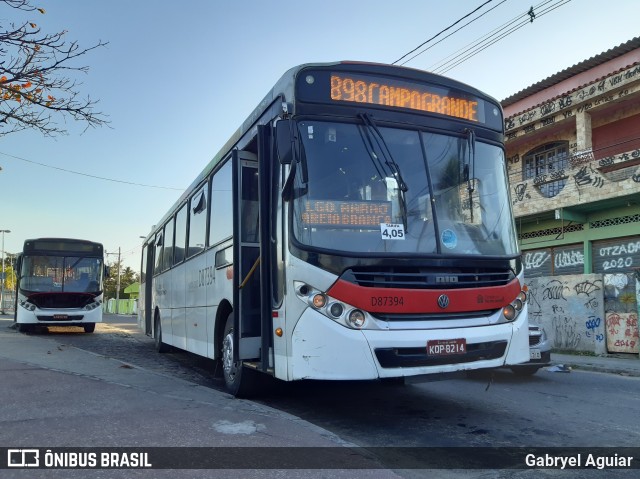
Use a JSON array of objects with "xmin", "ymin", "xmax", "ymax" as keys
[
  {"xmin": 142, "ymin": 242, "xmax": 154, "ymax": 335},
  {"xmin": 232, "ymin": 150, "xmax": 262, "ymax": 361}
]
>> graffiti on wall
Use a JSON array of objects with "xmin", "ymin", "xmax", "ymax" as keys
[
  {"xmin": 606, "ymin": 313, "xmax": 639, "ymax": 353},
  {"xmin": 505, "ymin": 64, "xmax": 640, "ymax": 136},
  {"xmin": 573, "ymin": 165, "xmax": 605, "ymax": 189},
  {"xmin": 603, "ymin": 273, "xmax": 640, "ymax": 354},
  {"xmin": 527, "ymin": 275, "xmax": 606, "ymax": 354}
]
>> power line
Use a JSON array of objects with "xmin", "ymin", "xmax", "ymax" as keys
[
  {"xmin": 398, "ymin": 0, "xmax": 509, "ymax": 67},
  {"xmin": 427, "ymin": 0, "xmax": 553, "ymax": 72},
  {"xmin": 392, "ymin": 0, "xmax": 495, "ymax": 65},
  {"xmin": 0, "ymin": 150, "xmax": 183, "ymax": 191},
  {"xmin": 432, "ymin": 0, "xmax": 572, "ymax": 75}
]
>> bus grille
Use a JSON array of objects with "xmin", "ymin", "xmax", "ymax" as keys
[
  {"xmin": 375, "ymin": 341, "xmax": 507, "ymax": 368},
  {"xmin": 27, "ymin": 293, "xmax": 95, "ymax": 309},
  {"xmin": 342, "ymin": 267, "xmax": 515, "ymax": 289}
]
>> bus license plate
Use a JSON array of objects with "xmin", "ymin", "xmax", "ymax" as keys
[
  {"xmin": 53, "ymin": 314, "xmax": 68, "ymax": 320},
  {"xmin": 427, "ymin": 338, "xmax": 466, "ymax": 356},
  {"xmin": 530, "ymin": 348, "xmax": 541, "ymax": 360}
]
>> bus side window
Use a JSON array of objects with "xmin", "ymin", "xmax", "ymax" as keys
[
  {"xmin": 154, "ymin": 232, "xmax": 163, "ymax": 275},
  {"xmin": 174, "ymin": 204, "xmax": 187, "ymax": 265},
  {"xmin": 241, "ymin": 166, "xmax": 259, "ymax": 243},
  {"xmin": 209, "ymin": 161, "xmax": 233, "ymax": 247}
]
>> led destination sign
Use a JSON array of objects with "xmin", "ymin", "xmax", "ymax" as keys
[
  {"xmin": 301, "ymin": 200, "xmax": 392, "ymax": 228},
  {"xmin": 330, "ymin": 73, "xmax": 484, "ymax": 123}
]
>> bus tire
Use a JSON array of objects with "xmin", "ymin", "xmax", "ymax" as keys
[
  {"xmin": 154, "ymin": 313, "xmax": 170, "ymax": 353},
  {"xmin": 511, "ymin": 366, "xmax": 540, "ymax": 376},
  {"xmin": 83, "ymin": 323, "xmax": 95, "ymax": 333},
  {"xmin": 17, "ymin": 323, "xmax": 33, "ymax": 333},
  {"xmin": 222, "ymin": 313, "xmax": 259, "ymax": 398}
]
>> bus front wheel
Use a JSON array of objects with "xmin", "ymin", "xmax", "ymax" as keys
[
  {"xmin": 17, "ymin": 323, "xmax": 34, "ymax": 333},
  {"xmin": 222, "ymin": 313, "xmax": 258, "ymax": 398},
  {"xmin": 154, "ymin": 314, "xmax": 170, "ymax": 353},
  {"xmin": 83, "ymin": 323, "xmax": 95, "ymax": 333}
]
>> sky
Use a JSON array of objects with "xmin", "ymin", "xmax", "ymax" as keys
[{"xmin": 0, "ymin": 0, "xmax": 638, "ymax": 269}]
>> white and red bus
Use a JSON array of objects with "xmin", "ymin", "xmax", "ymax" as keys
[
  {"xmin": 139, "ymin": 61, "xmax": 529, "ymax": 396},
  {"xmin": 14, "ymin": 238, "xmax": 105, "ymax": 333}
]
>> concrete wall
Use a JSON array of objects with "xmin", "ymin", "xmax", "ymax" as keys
[{"xmin": 527, "ymin": 274, "xmax": 607, "ymax": 355}]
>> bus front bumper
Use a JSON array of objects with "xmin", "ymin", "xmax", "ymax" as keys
[
  {"xmin": 16, "ymin": 305, "xmax": 103, "ymax": 326},
  {"xmin": 288, "ymin": 308, "xmax": 529, "ymax": 381}
]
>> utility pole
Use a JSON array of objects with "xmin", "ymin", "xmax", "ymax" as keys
[
  {"xmin": 116, "ymin": 247, "xmax": 121, "ymax": 315},
  {"xmin": 0, "ymin": 229, "xmax": 10, "ymax": 315}
]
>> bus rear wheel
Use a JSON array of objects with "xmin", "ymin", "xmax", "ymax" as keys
[
  {"xmin": 222, "ymin": 313, "xmax": 258, "ymax": 398},
  {"xmin": 154, "ymin": 314, "xmax": 170, "ymax": 353}
]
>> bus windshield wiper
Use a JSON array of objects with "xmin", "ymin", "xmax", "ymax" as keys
[
  {"xmin": 359, "ymin": 113, "xmax": 408, "ymax": 192},
  {"xmin": 358, "ymin": 113, "xmax": 409, "ymax": 230},
  {"xmin": 464, "ymin": 128, "xmax": 476, "ymax": 223}
]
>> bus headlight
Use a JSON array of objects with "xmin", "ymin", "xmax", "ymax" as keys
[
  {"xmin": 513, "ymin": 298, "xmax": 524, "ymax": 311},
  {"xmin": 502, "ymin": 304, "xmax": 516, "ymax": 321},
  {"xmin": 294, "ymin": 281, "xmax": 381, "ymax": 330},
  {"xmin": 329, "ymin": 302, "xmax": 344, "ymax": 318},
  {"xmin": 502, "ymin": 287, "xmax": 528, "ymax": 322},
  {"xmin": 19, "ymin": 300, "xmax": 37, "ymax": 312},
  {"xmin": 347, "ymin": 310, "xmax": 366, "ymax": 329},
  {"xmin": 310, "ymin": 293, "xmax": 327, "ymax": 309}
]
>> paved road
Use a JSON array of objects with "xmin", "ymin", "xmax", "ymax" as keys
[{"xmin": 8, "ymin": 314, "xmax": 640, "ymax": 478}]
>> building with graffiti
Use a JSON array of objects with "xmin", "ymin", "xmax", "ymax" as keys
[{"xmin": 502, "ymin": 37, "xmax": 640, "ymax": 356}]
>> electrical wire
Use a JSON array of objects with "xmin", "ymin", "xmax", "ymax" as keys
[
  {"xmin": 433, "ymin": 0, "xmax": 572, "ymax": 75},
  {"xmin": 0, "ymin": 150, "xmax": 183, "ymax": 191},
  {"xmin": 392, "ymin": 0, "xmax": 495, "ymax": 65},
  {"xmin": 427, "ymin": 0, "xmax": 554, "ymax": 72},
  {"xmin": 397, "ymin": 0, "xmax": 509, "ymax": 67}
]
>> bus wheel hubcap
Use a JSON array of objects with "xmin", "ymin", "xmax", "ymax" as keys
[{"xmin": 222, "ymin": 331, "xmax": 237, "ymax": 382}]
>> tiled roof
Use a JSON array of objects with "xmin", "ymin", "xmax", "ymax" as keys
[{"xmin": 501, "ymin": 36, "xmax": 640, "ymax": 106}]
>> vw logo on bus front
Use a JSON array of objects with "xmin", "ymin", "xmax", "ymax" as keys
[{"xmin": 437, "ymin": 294, "xmax": 450, "ymax": 309}]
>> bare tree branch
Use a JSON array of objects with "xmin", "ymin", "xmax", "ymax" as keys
[{"xmin": 0, "ymin": 0, "xmax": 108, "ymax": 136}]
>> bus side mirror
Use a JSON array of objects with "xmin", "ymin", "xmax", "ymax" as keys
[
  {"xmin": 275, "ymin": 119, "xmax": 293, "ymax": 164},
  {"xmin": 104, "ymin": 265, "xmax": 111, "ymax": 278}
]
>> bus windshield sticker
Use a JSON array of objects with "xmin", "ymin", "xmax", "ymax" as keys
[
  {"xmin": 301, "ymin": 199, "xmax": 391, "ymax": 228},
  {"xmin": 380, "ymin": 223, "xmax": 405, "ymax": 240},
  {"xmin": 441, "ymin": 229, "xmax": 457, "ymax": 249}
]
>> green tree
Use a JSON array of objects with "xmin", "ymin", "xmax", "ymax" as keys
[
  {"xmin": 104, "ymin": 258, "xmax": 139, "ymax": 300},
  {"xmin": 0, "ymin": 0, "xmax": 108, "ymax": 136},
  {"xmin": 1, "ymin": 257, "xmax": 15, "ymax": 291}
]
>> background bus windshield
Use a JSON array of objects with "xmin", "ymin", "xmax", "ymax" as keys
[
  {"xmin": 292, "ymin": 120, "xmax": 518, "ymax": 256},
  {"xmin": 19, "ymin": 255, "xmax": 103, "ymax": 293}
]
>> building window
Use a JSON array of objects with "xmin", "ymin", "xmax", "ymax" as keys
[{"xmin": 523, "ymin": 142, "xmax": 569, "ymax": 198}]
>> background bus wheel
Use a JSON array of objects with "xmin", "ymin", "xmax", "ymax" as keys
[
  {"xmin": 17, "ymin": 323, "xmax": 33, "ymax": 333},
  {"xmin": 83, "ymin": 323, "xmax": 95, "ymax": 333},
  {"xmin": 154, "ymin": 314, "xmax": 170, "ymax": 353},
  {"xmin": 222, "ymin": 313, "xmax": 258, "ymax": 398}
]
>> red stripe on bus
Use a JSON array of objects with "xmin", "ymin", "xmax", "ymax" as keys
[{"xmin": 326, "ymin": 278, "xmax": 522, "ymax": 314}]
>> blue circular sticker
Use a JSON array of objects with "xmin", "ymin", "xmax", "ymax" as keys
[{"xmin": 441, "ymin": 229, "xmax": 457, "ymax": 249}]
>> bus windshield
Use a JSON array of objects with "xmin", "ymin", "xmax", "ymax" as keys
[
  {"xmin": 292, "ymin": 120, "xmax": 518, "ymax": 256},
  {"xmin": 19, "ymin": 255, "xmax": 103, "ymax": 293}
]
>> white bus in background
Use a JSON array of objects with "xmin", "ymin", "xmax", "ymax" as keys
[
  {"xmin": 14, "ymin": 238, "xmax": 106, "ymax": 333},
  {"xmin": 139, "ymin": 61, "xmax": 529, "ymax": 397}
]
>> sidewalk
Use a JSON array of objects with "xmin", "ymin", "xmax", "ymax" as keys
[
  {"xmin": 0, "ymin": 315, "xmax": 400, "ymax": 478},
  {"xmin": 551, "ymin": 351, "xmax": 640, "ymax": 377}
]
